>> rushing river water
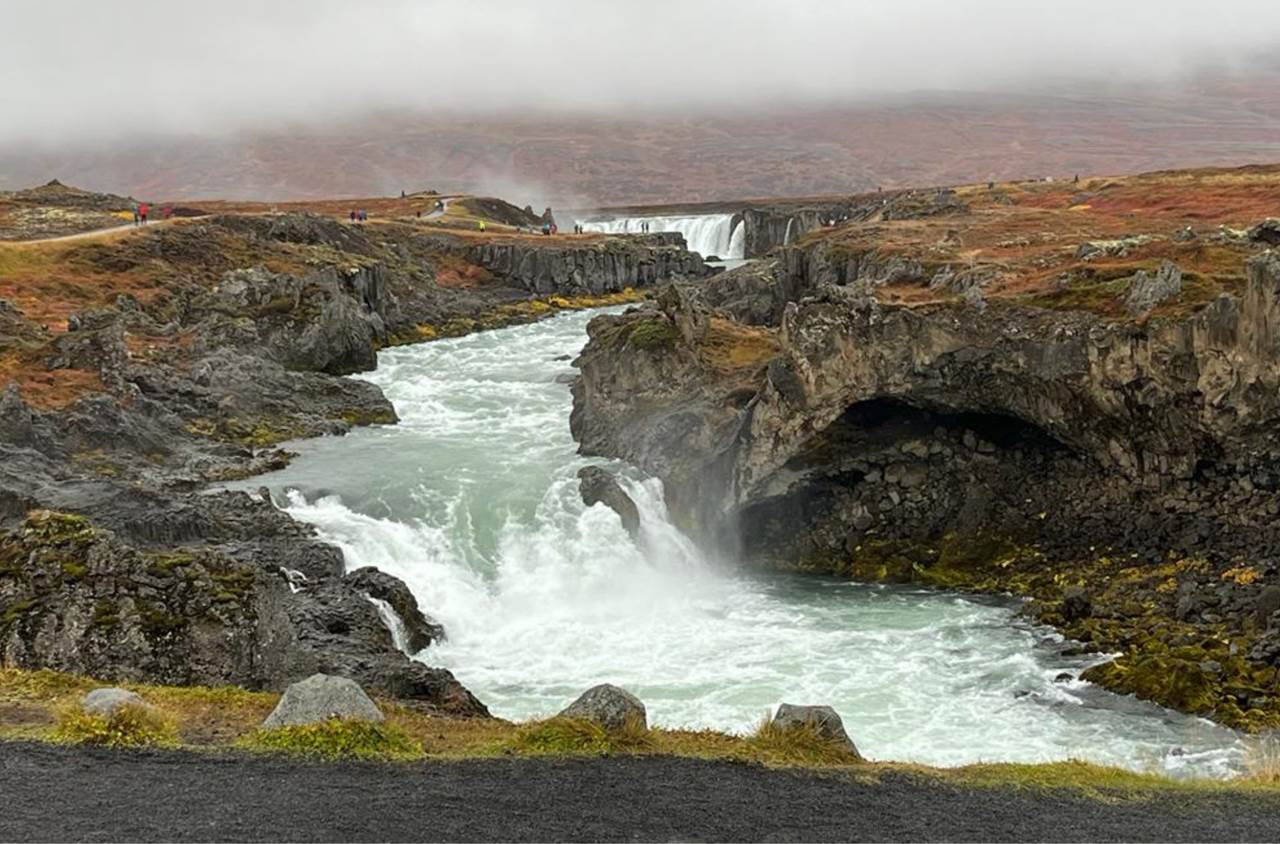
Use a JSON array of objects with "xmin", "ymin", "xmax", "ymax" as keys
[{"xmin": 239, "ymin": 308, "xmax": 1244, "ymax": 777}]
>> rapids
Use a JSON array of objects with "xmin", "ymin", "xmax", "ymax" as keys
[{"xmin": 237, "ymin": 308, "xmax": 1245, "ymax": 777}]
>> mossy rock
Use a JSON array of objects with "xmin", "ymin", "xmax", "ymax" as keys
[{"xmin": 627, "ymin": 318, "xmax": 678, "ymax": 350}]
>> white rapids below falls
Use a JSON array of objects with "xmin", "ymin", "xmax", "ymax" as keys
[{"xmin": 235, "ymin": 307, "xmax": 1245, "ymax": 778}]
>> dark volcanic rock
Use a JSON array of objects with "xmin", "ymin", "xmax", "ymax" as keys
[
  {"xmin": 465, "ymin": 234, "xmax": 709, "ymax": 296},
  {"xmin": 345, "ymin": 566, "xmax": 445, "ymax": 652},
  {"xmin": 577, "ymin": 466, "xmax": 641, "ymax": 539}
]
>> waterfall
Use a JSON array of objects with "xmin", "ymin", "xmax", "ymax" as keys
[
  {"xmin": 366, "ymin": 594, "xmax": 412, "ymax": 654},
  {"xmin": 577, "ymin": 213, "xmax": 745, "ymax": 260},
  {"xmin": 727, "ymin": 220, "xmax": 745, "ymax": 260},
  {"xmin": 783, "ymin": 217, "xmax": 795, "ymax": 246}
]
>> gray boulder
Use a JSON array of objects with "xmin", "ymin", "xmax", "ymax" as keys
[
  {"xmin": 558, "ymin": 683, "xmax": 647, "ymax": 731},
  {"xmin": 82, "ymin": 687, "xmax": 148, "ymax": 718},
  {"xmin": 578, "ymin": 467, "xmax": 641, "ymax": 539},
  {"xmin": 262, "ymin": 673, "xmax": 385, "ymax": 728},
  {"xmin": 1124, "ymin": 259, "xmax": 1182, "ymax": 315},
  {"xmin": 770, "ymin": 703, "xmax": 862, "ymax": 758}
]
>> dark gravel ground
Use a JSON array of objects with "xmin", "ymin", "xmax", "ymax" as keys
[{"xmin": 2, "ymin": 740, "xmax": 1278, "ymax": 842}]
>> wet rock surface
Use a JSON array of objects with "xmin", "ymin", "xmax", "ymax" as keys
[{"xmin": 577, "ymin": 466, "xmax": 641, "ymax": 539}]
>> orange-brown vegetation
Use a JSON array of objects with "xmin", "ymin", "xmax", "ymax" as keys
[{"xmin": 810, "ymin": 163, "xmax": 1280, "ymax": 319}]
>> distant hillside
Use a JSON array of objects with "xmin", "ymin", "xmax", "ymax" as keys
[{"xmin": 3, "ymin": 75, "xmax": 1280, "ymax": 206}]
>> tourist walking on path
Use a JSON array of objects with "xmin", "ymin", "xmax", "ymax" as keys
[
  {"xmin": 138, "ymin": 203, "xmax": 149, "ymax": 225},
  {"xmin": 130, "ymin": 202, "xmax": 140, "ymax": 226}
]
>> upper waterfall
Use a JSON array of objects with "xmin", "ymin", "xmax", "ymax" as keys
[{"xmin": 578, "ymin": 213, "xmax": 745, "ymax": 260}]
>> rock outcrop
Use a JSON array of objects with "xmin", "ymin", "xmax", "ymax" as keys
[
  {"xmin": 465, "ymin": 233, "xmax": 710, "ymax": 296},
  {"xmin": 577, "ymin": 467, "xmax": 641, "ymax": 539}
]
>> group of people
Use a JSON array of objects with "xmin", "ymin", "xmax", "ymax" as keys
[
  {"xmin": 349, "ymin": 209, "xmax": 368, "ymax": 223},
  {"xmin": 129, "ymin": 202, "xmax": 177, "ymax": 225}
]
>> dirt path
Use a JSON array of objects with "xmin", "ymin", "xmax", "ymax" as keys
[
  {"xmin": 5, "ymin": 217, "xmax": 197, "ymax": 245},
  {"xmin": 0, "ymin": 741, "xmax": 1275, "ymax": 842}
]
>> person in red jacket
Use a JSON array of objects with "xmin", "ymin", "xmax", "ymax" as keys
[{"xmin": 138, "ymin": 203, "xmax": 150, "ymax": 224}]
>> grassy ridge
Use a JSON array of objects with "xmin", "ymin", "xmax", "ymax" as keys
[{"xmin": 2, "ymin": 667, "xmax": 1279, "ymax": 796}]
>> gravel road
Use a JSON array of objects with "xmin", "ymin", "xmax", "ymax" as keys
[{"xmin": 1, "ymin": 741, "xmax": 1276, "ymax": 842}]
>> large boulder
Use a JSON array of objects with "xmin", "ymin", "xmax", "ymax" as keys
[
  {"xmin": 262, "ymin": 673, "xmax": 385, "ymax": 728},
  {"xmin": 577, "ymin": 466, "xmax": 641, "ymax": 539},
  {"xmin": 557, "ymin": 683, "xmax": 647, "ymax": 731},
  {"xmin": 770, "ymin": 703, "xmax": 861, "ymax": 758},
  {"xmin": 82, "ymin": 687, "xmax": 148, "ymax": 718}
]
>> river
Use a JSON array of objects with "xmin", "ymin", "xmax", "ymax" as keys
[{"xmin": 236, "ymin": 307, "xmax": 1244, "ymax": 777}]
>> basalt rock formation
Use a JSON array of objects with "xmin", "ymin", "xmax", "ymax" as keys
[
  {"xmin": 572, "ymin": 164, "xmax": 1280, "ymax": 729},
  {"xmin": 465, "ymin": 233, "xmax": 710, "ymax": 296}
]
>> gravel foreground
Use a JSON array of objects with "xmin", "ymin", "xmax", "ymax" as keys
[{"xmin": 1, "ymin": 741, "xmax": 1277, "ymax": 842}]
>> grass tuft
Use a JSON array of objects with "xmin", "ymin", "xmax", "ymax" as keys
[
  {"xmin": 505, "ymin": 715, "xmax": 655, "ymax": 756},
  {"xmin": 1243, "ymin": 733, "xmax": 1280, "ymax": 784},
  {"xmin": 238, "ymin": 718, "xmax": 422, "ymax": 761},
  {"xmin": 54, "ymin": 702, "xmax": 178, "ymax": 748},
  {"xmin": 746, "ymin": 714, "xmax": 862, "ymax": 766}
]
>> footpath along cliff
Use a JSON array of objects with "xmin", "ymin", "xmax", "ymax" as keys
[{"xmin": 572, "ymin": 164, "xmax": 1280, "ymax": 730}]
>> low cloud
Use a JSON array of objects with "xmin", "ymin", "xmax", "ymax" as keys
[{"xmin": 2, "ymin": 0, "xmax": 1278, "ymax": 147}]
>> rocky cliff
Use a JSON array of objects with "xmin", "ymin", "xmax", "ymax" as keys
[
  {"xmin": 464, "ymin": 232, "xmax": 710, "ymax": 295},
  {"xmin": 571, "ymin": 165, "xmax": 1280, "ymax": 729}
]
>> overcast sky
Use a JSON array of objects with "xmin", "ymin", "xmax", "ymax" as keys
[{"xmin": 3, "ymin": 0, "xmax": 1279, "ymax": 146}]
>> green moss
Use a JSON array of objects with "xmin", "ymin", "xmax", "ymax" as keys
[
  {"xmin": 339, "ymin": 407, "xmax": 398, "ymax": 427},
  {"xmin": 90, "ymin": 599, "xmax": 119, "ymax": 628},
  {"xmin": 1, "ymin": 598, "xmax": 36, "ymax": 625},
  {"xmin": 136, "ymin": 600, "xmax": 186, "ymax": 638},
  {"xmin": 23, "ymin": 511, "xmax": 95, "ymax": 546},
  {"xmin": 210, "ymin": 568, "xmax": 256, "ymax": 597},
  {"xmin": 144, "ymin": 550, "xmax": 197, "ymax": 578},
  {"xmin": 239, "ymin": 719, "xmax": 422, "ymax": 760},
  {"xmin": 59, "ymin": 560, "xmax": 88, "ymax": 580},
  {"xmin": 627, "ymin": 317, "xmax": 679, "ymax": 350}
]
